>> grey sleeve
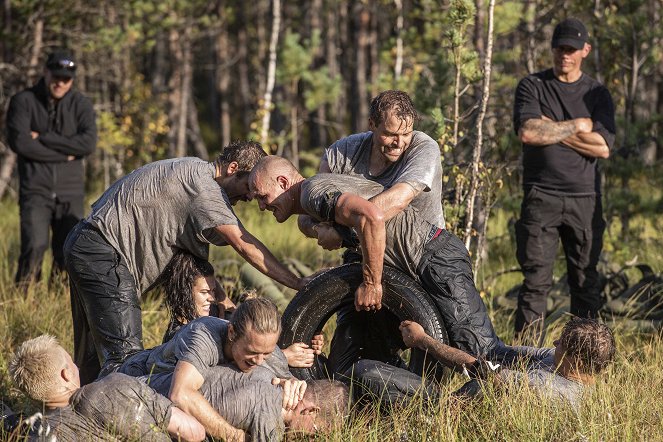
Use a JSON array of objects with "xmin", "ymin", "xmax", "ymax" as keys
[
  {"xmin": 174, "ymin": 323, "xmax": 221, "ymax": 373},
  {"xmin": 393, "ymin": 132, "xmax": 440, "ymax": 192},
  {"xmin": 71, "ymin": 373, "xmax": 172, "ymax": 442},
  {"xmin": 195, "ymin": 185, "xmax": 240, "ymax": 244},
  {"xmin": 262, "ymin": 347, "xmax": 292, "ymax": 379}
]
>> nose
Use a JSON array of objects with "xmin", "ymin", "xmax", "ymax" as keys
[
  {"xmin": 257, "ymin": 199, "xmax": 266, "ymax": 211},
  {"xmin": 252, "ymin": 354, "xmax": 265, "ymax": 366}
]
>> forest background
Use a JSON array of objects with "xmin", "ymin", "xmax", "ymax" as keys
[{"xmin": 1, "ymin": 0, "xmax": 663, "ymax": 440}]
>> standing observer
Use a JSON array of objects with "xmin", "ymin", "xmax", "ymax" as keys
[
  {"xmin": 513, "ymin": 18, "xmax": 615, "ymax": 340},
  {"xmin": 6, "ymin": 50, "xmax": 97, "ymax": 284}
]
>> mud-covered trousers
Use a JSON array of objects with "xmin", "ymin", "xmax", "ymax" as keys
[
  {"xmin": 515, "ymin": 187, "xmax": 605, "ymax": 335},
  {"xmin": 63, "ymin": 221, "xmax": 143, "ymax": 385},
  {"xmin": 327, "ymin": 229, "xmax": 504, "ymax": 376}
]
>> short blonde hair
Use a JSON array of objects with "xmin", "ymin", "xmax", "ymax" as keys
[{"xmin": 9, "ymin": 335, "xmax": 65, "ymax": 402}]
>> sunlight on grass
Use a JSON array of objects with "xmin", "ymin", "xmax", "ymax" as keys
[{"xmin": 1, "ymin": 197, "xmax": 663, "ymax": 440}]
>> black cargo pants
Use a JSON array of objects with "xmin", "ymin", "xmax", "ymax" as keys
[
  {"xmin": 515, "ymin": 187, "xmax": 605, "ymax": 334},
  {"xmin": 63, "ymin": 221, "xmax": 144, "ymax": 385},
  {"xmin": 15, "ymin": 192, "xmax": 83, "ymax": 283}
]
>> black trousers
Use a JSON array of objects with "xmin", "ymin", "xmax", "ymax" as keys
[
  {"xmin": 350, "ymin": 359, "xmax": 438, "ymax": 408},
  {"xmin": 515, "ymin": 187, "xmax": 605, "ymax": 334},
  {"xmin": 417, "ymin": 229, "xmax": 503, "ymax": 358},
  {"xmin": 63, "ymin": 222, "xmax": 143, "ymax": 385},
  {"xmin": 15, "ymin": 192, "xmax": 83, "ymax": 283}
]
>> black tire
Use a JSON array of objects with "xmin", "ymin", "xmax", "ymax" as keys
[{"xmin": 279, "ymin": 263, "xmax": 450, "ymax": 380}]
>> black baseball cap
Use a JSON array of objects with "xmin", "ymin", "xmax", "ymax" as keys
[
  {"xmin": 45, "ymin": 50, "xmax": 77, "ymax": 78},
  {"xmin": 551, "ymin": 18, "xmax": 588, "ymax": 50}
]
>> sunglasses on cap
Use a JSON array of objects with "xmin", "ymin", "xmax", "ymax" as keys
[{"xmin": 47, "ymin": 59, "xmax": 76, "ymax": 71}]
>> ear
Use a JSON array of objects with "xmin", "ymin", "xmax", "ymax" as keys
[
  {"xmin": 302, "ymin": 405, "xmax": 321, "ymax": 415},
  {"xmin": 61, "ymin": 366, "xmax": 72, "ymax": 383},
  {"xmin": 276, "ymin": 175, "xmax": 289, "ymax": 190},
  {"xmin": 228, "ymin": 324, "xmax": 236, "ymax": 342},
  {"xmin": 225, "ymin": 161, "xmax": 240, "ymax": 177},
  {"xmin": 582, "ymin": 43, "xmax": 591, "ymax": 58},
  {"xmin": 368, "ymin": 118, "xmax": 377, "ymax": 131}
]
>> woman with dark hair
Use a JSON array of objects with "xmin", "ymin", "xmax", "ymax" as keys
[
  {"xmin": 162, "ymin": 250, "xmax": 324, "ymax": 367},
  {"xmin": 162, "ymin": 251, "xmax": 231, "ymax": 343}
]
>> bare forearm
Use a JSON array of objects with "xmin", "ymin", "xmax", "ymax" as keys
[
  {"xmin": 237, "ymin": 239, "xmax": 301, "ymax": 290},
  {"xmin": 561, "ymin": 132, "xmax": 610, "ymax": 158},
  {"xmin": 369, "ymin": 183, "xmax": 419, "ymax": 221},
  {"xmin": 519, "ymin": 119, "xmax": 579, "ymax": 146},
  {"xmin": 174, "ymin": 389, "xmax": 240, "ymax": 440},
  {"xmin": 357, "ymin": 217, "xmax": 385, "ymax": 287},
  {"xmin": 417, "ymin": 335, "xmax": 476, "ymax": 372}
]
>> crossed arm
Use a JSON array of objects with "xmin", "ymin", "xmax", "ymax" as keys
[{"xmin": 519, "ymin": 116, "xmax": 610, "ymax": 159}]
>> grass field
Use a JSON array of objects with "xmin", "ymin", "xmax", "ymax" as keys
[{"xmin": 1, "ymin": 195, "xmax": 663, "ymax": 441}]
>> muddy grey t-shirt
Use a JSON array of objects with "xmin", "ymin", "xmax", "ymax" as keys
[
  {"xmin": 198, "ymin": 354, "xmax": 290, "ymax": 442},
  {"xmin": 322, "ymin": 131, "xmax": 444, "ymax": 226},
  {"xmin": 300, "ymin": 174, "xmax": 435, "ymax": 279},
  {"xmin": 31, "ymin": 374, "xmax": 172, "ymax": 441},
  {"xmin": 33, "ymin": 407, "xmax": 115, "ymax": 441},
  {"xmin": 88, "ymin": 157, "xmax": 239, "ymax": 294},
  {"xmin": 499, "ymin": 347, "xmax": 585, "ymax": 408},
  {"xmin": 119, "ymin": 316, "xmax": 230, "ymax": 379},
  {"xmin": 71, "ymin": 373, "xmax": 172, "ymax": 441}
]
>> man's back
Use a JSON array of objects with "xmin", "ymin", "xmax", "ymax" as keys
[{"xmin": 88, "ymin": 158, "xmax": 239, "ymax": 293}]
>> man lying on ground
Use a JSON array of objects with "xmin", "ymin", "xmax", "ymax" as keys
[
  {"xmin": 249, "ymin": 156, "xmax": 504, "ymax": 375},
  {"xmin": 353, "ymin": 317, "xmax": 615, "ymax": 409},
  {"xmin": 8, "ymin": 335, "xmax": 205, "ymax": 441},
  {"xmin": 118, "ymin": 297, "xmax": 306, "ymax": 441}
]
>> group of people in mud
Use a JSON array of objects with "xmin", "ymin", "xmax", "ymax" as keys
[{"xmin": 5, "ymin": 17, "xmax": 618, "ymax": 442}]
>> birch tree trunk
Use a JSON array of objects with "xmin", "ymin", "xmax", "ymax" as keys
[
  {"xmin": 463, "ymin": 0, "xmax": 495, "ymax": 259},
  {"xmin": 259, "ymin": 0, "xmax": 281, "ymax": 146},
  {"xmin": 394, "ymin": 0, "xmax": 403, "ymax": 82},
  {"xmin": 353, "ymin": 3, "xmax": 370, "ymax": 132},
  {"xmin": 26, "ymin": 5, "xmax": 43, "ymax": 84}
]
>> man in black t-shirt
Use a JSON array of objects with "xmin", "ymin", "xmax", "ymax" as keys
[{"xmin": 512, "ymin": 18, "xmax": 616, "ymax": 340}]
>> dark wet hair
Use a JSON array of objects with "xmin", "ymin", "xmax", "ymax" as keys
[
  {"xmin": 163, "ymin": 250, "xmax": 215, "ymax": 323},
  {"xmin": 369, "ymin": 90, "xmax": 418, "ymax": 127},
  {"xmin": 558, "ymin": 317, "xmax": 616, "ymax": 374},
  {"xmin": 230, "ymin": 297, "xmax": 281, "ymax": 339},
  {"xmin": 216, "ymin": 140, "xmax": 267, "ymax": 174}
]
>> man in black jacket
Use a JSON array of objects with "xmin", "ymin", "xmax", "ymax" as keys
[{"xmin": 6, "ymin": 49, "xmax": 97, "ymax": 284}]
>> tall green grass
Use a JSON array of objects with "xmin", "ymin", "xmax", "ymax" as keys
[{"xmin": 1, "ymin": 197, "xmax": 663, "ymax": 441}]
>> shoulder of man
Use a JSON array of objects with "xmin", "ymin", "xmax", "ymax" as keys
[{"xmin": 328, "ymin": 131, "xmax": 372, "ymax": 151}]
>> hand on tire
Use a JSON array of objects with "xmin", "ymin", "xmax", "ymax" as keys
[
  {"xmin": 354, "ymin": 282, "xmax": 383, "ymax": 311},
  {"xmin": 310, "ymin": 334, "xmax": 324, "ymax": 354},
  {"xmin": 283, "ymin": 343, "xmax": 316, "ymax": 367},
  {"xmin": 273, "ymin": 377, "xmax": 307, "ymax": 410}
]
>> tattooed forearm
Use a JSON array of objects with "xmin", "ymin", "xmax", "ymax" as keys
[{"xmin": 519, "ymin": 118, "xmax": 579, "ymax": 146}]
